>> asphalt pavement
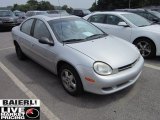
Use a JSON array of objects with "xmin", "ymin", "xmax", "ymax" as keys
[{"xmin": 0, "ymin": 31, "xmax": 160, "ymax": 120}]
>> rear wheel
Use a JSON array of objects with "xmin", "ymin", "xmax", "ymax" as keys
[
  {"xmin": 59, "ymin": 64, "xmax": 83, "ymax": 96},
  {"xmin": 134, "ymin": 38, "xmax": 156, "ymax": 59},
  {"xmin": 15, "ymin": 43, "xmax": 26, "ymax": 60}
]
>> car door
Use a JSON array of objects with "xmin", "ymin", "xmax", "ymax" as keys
[
  {"xmin": 88, "ymin": 14, "xmax": 106, "ymax": 30},
  {"xmin": 29, "ymin": 19, "xmax": 57, "ymax": 72},
  {"xmin": 89, "ymin": 14, "xmax": 132, "ymax": 41},
  {"xmin": 102, "ymin": 14, "xmax": 132, "ymax": 41},
  {"xmin": 19, "ymin": 18, "xmax": 35, "ymax": 57}
]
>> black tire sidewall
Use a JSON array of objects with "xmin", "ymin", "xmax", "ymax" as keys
[
  {"xmin": 15, "ymin": 44, "xmax": 26, "ymax": 60},
  {"xmin": 135, "ymin": 39, "xmax": 156, "ymax": 59},
  {"xmin": 59, "ymin": 64, "xmax": 83, "ymax": 96}
]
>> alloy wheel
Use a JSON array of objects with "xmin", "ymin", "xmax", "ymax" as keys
[
  {"xmin": 136, "ymin": 41, "xmax": 151, "ymax": 57},
  {"xmin": 61, "ymin": 69, "xmax": 77, "ymax": 92}
]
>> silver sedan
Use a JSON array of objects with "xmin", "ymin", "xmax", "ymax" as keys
[{"xmin": 12, "ymin": 15, "xmax": 144, "ymax": 96}]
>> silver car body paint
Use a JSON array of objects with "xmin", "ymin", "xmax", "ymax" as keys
[{"xmin": 12, "ymin": 15, "xmax": 144, "ymax": 94}]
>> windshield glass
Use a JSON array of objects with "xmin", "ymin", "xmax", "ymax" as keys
[
  {"xmin": 48, "ymin": 18, "xmax": 105, "ymax": 43},
  {"xmin": 122, "ymin": 13, "xmax": 151, "ymax": 27},
  {"xmin": 150, "ymin": 11, "xmax": 160, "ymax": 18},
  {"xmin": 0, "ymin": 11, "xmax": 14, "ymax": 17}
]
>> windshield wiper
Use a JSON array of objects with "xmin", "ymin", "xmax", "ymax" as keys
[
  {"xmin": 139, "ymin": 25, "xmax": 148, "ymax": 27},
  {"xmin": 62, "ymin": 39, "xmax": 85, "ymax": 44},
  {"xmin": 86, "ymin": 33, "xmax": 107, "ymax": 40}
]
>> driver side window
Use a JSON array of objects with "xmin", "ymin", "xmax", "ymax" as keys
[{"xmin": 33, "ymin": 19, "xmax": 53, "ymax": 41}]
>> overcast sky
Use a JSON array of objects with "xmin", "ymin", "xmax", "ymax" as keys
[{"xmin": 0, "ymin": 0, "xmax": 95, "ymax": 9}]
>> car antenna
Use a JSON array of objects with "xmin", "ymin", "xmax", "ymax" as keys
[{"xmin": 58, "ymin": 0, "xmax": 64, "ymax": 46}]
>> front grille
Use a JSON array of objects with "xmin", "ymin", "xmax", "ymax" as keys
[
  {"xmin": 102, "ymin": 81, "xmax": 130, "ymax": 91},
  {"xmin": 118, "ymin": 59, "xmax": 138, "ymax": 72}
]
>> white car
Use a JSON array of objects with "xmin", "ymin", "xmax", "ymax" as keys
[{"xmin": 84, "ymin": 12, "xmax": 160, "ymax": 58}]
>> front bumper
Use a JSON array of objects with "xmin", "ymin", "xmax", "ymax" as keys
[{"xmin": 77, "ymin": 56, "xmax": 144, "ymax": 95}]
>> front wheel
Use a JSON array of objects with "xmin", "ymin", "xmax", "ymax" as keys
[
  {"xmin": 15, "ymin": 43, "xmax": 27, "ymax": 60},
  {"xmin": 134, "ymin": 39, "xmax": 156, "ymax": 59},
  {"xmin": 59, "ymin": 64, "xmax": 84, "ymax": 96}
]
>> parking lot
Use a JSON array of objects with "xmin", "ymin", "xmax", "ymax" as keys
[{"xmin": 0, "ymin": 31, "xmax": 160, "ymax": 120}]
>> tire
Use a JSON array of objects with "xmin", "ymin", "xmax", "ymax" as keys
[
  {"xmin": 134, "ymin": 38, "xmax": 156, "ymax": 59},
  {"xmin": 59, "ymin": 64, "xmax": 84, "ymax": 96},
  {"xmin": 15, "ymin": 43, "xmax": 27, "ymax": 60}
]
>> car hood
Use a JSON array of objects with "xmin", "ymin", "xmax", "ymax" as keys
[
  {"xmin": 66, "ymin": 36, "xmax": 140, "ymax": 69},
  {"xmin": 140, "ymin": 24, "xmax": 160, "ymax": 33}
]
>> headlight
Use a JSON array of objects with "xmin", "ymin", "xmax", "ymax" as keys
[{"xmin": 93, "ymin": 62, "xmax": 112, "ymax": 76}]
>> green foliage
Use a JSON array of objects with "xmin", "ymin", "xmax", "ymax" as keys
[
  {"xmin": 90, "ymin": 0, "xmax": 160, "ymax": 11},
  {"xmin": 12, "ymin": 0, "xmax": 54, "ymax": 12},
  {"xmin": 61, "ymin": 5, "xmax": 73, "ymax": 13},
  {"xmin": 37, "ymin": 1, "xmax": 54, "ymax": 10}
]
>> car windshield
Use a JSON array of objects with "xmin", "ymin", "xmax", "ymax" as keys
[
  {"xmin": 0, "ymin": 11, "xmax": 14, "ymax": 17},
  {"xmin": 150, "ymin": 11, "xmax": 160, "ymax": 18},
  {"xmin": 48, "ymin": 18, "xmax": 106, "ymax": 43},
  {"xmin": 122, "ymin": 13, "xmax": 151, "ymax": 27}
]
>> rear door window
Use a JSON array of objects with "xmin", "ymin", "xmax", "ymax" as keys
[
  {"xmin": 21, "ymin": 19, "xmax": 34, "ymax": 35},
  {"xmin": 33, "ymin": 19, "xmax": 52, "ymax": 41}
]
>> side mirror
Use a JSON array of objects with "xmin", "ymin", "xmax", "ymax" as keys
[
  {"xmin": 152, "ymin": 18, "xmax": 159, "ymax": 23},
  {"xmin": 118, "ymin": 22, "xmax": 129, "ymax": 27},
  {"xmin": 39, "ymin": 37, "xmax": 54, "ymax": 46}
]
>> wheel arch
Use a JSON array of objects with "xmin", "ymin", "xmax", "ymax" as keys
[
  {"xmin": 56, "ymin": 60, "xmax": 80, "ymax": 77},
  {"xmin": 133, "ymin": 36, "xmax": 157, "ymax": 58},
  {"xmin": 133, "ymin": 37, "xmax": 156, "ymax": 46}
]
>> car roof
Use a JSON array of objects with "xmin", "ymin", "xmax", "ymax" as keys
[
  {"xmin": 31, "ymin": 14, "xmax": 79, "ymax": 21},
  {"xmin": 93, "ymin": 11, "xmax": 133, "ymax": 15}
]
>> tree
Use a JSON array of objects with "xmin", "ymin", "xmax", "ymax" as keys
[
  {"xmin": 62, "ymin": 5, "xmax": 68, "ymax": 10},
  {"xmin": 12, "ymin": 0, "xmax": 55, "ymax": 12},
  {"xmin": 37, "ymin": 1, "xmax": 54, "ymax": 10},
  {"xmin": 27, "ymin": 0, "xmax": 38, "ymax": 6},
  {"xmin": 61, "ymin": 5, "xmax": 73, "ymax": 13},
  {"xmin": 90, "ymin": 2, "xmax": 97, "ymax": 11}
]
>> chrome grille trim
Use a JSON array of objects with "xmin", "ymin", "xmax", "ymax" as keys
[{"xmin": 118, "ymin": 59, "xmax": 138, "ymax": 72}]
